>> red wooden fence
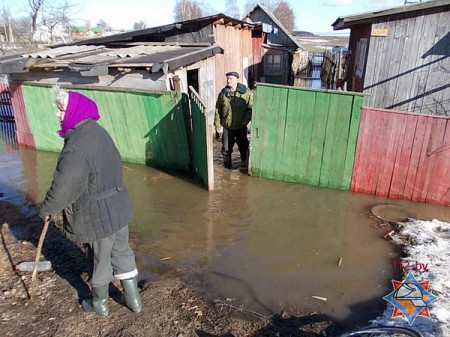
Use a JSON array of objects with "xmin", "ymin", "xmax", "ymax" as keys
[
  {"xmin": 351, "ymin": 107, "xmax": 450, "ymax": 206},
  {"xmin": 8, "ymin": 81, "xmax": 35, "ymax": 148}
]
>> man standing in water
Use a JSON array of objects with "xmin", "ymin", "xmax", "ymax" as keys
[
  {"xmin": 214, "ymin": 71, "xmax": 253, "ymax": 170},
  {"xmin": 39, "ymin": 87, "xmax": 141, "ymax": 317}
]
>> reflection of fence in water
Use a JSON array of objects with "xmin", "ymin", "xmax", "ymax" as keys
[
  {"xmin": 0, "ymin": 79, "xmax": 14, "ymax": 121},
  {"xmin": 0, "ymin": 121, "xmax": 17, "ymax": 146},
  {"xmin": 0, "ymin": 76, "xmax": 17, "ymax": 147}
]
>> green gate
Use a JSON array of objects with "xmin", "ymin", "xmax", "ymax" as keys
[
  {"xmin": 250, "ymin": 83, "xmax": 364, "ymax": 190},
  {"xmin": 190, "ymin": 86, "xmax": 214, "ymax": 190}
]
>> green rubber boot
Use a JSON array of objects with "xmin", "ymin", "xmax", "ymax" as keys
[
  {"xmin": 120, "ymin": 277, "xmax": 142, "ymax": 313},
  {"xmin": 81, "ymin": 285, "xmax": 109, "ymax": 316}
]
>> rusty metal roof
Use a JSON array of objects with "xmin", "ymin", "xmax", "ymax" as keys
[{"xmin": 65, "ymin": 13, "xmax": 254, "ymax": 46}]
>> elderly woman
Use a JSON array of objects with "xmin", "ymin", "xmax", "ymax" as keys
[{"xmin": 39, "ymin": 88, "xmax": 141, "ymax": 316}]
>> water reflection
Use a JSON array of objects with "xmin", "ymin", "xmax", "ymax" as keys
[{"xmin": 1, "ymin": 140, "xmax": 449, "ymax": 326}]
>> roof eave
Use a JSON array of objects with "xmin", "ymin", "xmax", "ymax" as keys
[{"xmin": 333, "ymin": 0, "xmax": 450, "ymax": 30}]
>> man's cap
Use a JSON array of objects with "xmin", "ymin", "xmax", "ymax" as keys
[
  {"xmin": 393, "ymin": 283, "xmax": 427, "ymax": 307},
  {"xmin": 226, "ymin": 71, "xmax": 239, "ymax": 78}
]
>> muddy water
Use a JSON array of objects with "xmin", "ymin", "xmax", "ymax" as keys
[{"xmin": 1, "ymin": 138, "xmax": 449, "ymax": 327}]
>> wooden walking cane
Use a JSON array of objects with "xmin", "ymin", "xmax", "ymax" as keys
[{"xmin": 29, "ymin": 216, "xmax": 50, "ymax": 301}]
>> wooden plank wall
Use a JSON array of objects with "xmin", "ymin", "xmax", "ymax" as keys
[
  {"xmin": 250, "ymin": 83, "xmax": 364, "ymax": 190},
  {"xmin": 351, "ymin": 107, "xmax": 450, "ymax": 206},
  {"xmin": 251, "ymin": 31, "xmax": 264, "ymax": 84},
  {"xmin": 363, "ymin": 9, "xmax": 450, "ymax": 115},
  {"xmin": 214, "ymin": 24, "xmax": 253, "ymax": 97},
  {"xmin": 19, "ymin": 84, "xmax": 191, "ymax": 171},
  {"xmin": 347, "ymin": 24, "xmax": 371, "ymax": 92}
]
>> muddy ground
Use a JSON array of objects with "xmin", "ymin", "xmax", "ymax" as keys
[{"xmin": 0, "ymin": 200, "xmax": 344, "ymax": 337}]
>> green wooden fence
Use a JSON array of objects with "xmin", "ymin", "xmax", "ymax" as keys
[
  {"xmin": 250, "ymin": 83, "xmax": 364, "ymax": 190},
  {"xmin": 21, "ymin": 84, "xmax": 191, "ymax": 171}
]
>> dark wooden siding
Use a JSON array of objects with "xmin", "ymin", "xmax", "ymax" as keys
[
  {"xmin": 347, "ymin": 24, "xmax": 371, "ymax": 92},
  {"xmin": 363, "ymin": 8, "xmax": 450, "ymax": 115},
  {"xmin": 251, "ymin": 30, "xmax": 265, "ymax": 85},
  {"xmin": 214, "ymin": 24, "xmax": 253, "ymax": 96},
  {"xmin": 248, "ymin": 8, "xmax": 298, "ymax": 48},
  {"xmin": 351, "ymin": 107, "xmax": 450, "ymax": 206}
]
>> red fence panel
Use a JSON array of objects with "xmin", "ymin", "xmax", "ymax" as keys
[
  {"xmin": 351, "ymin": 107, "xmax": 450, "ymax": 206},
  {"xmin": 8, "ymin": 81, "xmax": 35, "ymax": 148}
]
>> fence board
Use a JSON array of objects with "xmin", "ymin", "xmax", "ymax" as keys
[
  {"xmin": 283, "ymin": 89, "xmax": 302, "ymax": 181},
  {"xmin": 343, "ymin": 97, "xmax": 363, "ymax": 188},
  {"xmin": 351, "ymin": 107, "xmax": 450, "ymax": 206},
  {"xmin": 295, "ymin": 90, "xmax": 315, "ymax": 183},
  {"xmin": 429, "ymin": 119, "xmax": 450, "ymax": 203},
  {"xmin": 273, "ymin": 87, "xmax": 289, "ymax": 180},
  {"xmin": 424, "ymin": 118, "xmax": 447, "ymax": 203},
  {"xmin": 306, "ymin": 92, "xmax": 329, "ymax": 186},
  {"xmin": 389, "ymin": 114, "xmax": 415, "ymax": 198}
]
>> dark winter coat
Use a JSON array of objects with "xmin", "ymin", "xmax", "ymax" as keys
[
  {"xmin": 214, "ymin": 83, "xmax": 253, "ymax": 130},
  {"xmin": 39, "ymin": 119, "xmax": 132, "ymax": 243}
]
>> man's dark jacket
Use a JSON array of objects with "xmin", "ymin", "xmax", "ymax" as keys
[{"xmin": 40, "ymin": 119, "xmax": 132, "ymax": 243}]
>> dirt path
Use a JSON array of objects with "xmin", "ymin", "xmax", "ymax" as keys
[{"xmin": 0, "ymin": 200, "xmax": 337, "ymax": 337}]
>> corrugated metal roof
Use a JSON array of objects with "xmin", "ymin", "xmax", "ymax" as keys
[
  {"xmin": 21, "ymin": 45, "xmax": 104, "ymax": 59},
  {"xmin": 0, "ymin": 43, "xmax": 223, "ymax": 75},
  {"xmin": 108, "ymin": 45, "xmax": 181, "ymax": 58},
  {"xmin": 333, "ymin": 0, "xmax": 450, "ymax": 30}
]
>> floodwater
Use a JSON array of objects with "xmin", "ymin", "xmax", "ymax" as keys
[{"xmin": 1, "ymin": 124, "xmax": 449, "ymax": 328}]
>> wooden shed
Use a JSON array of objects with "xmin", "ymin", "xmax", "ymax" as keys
[
  {"xmin": 244, "ymin": 4, "xmax": 301, "ymax": 86},
  {"xmin": 332, "ymin": 0, "xmax": 450, "ymax": 115}
]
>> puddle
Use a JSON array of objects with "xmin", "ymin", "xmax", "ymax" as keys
[{"xmin": 1, "ymin": 135, "xmax": 449, "ymax": 327}]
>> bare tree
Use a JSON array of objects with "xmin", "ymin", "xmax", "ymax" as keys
[
  {"xmin": 173, "ymin": 0, "xmax": 203, "ymax": 22},
  {"xmin": 225, "ymin": 0, "xmax": 240, "ymax": 19},
  {"xmin": 133, "ymin": 21, "xmax": 146, "ymax": 30},
  {"xmin": 41, "ymin": 0, "xmax": 75, "ymax": 43},
  {"xmin": 96, "ymin": 19, "xmax": 111, "ymax": 31},
  {"xmin": 28, "ymin": 0, "xmax": 45, "ymax": 41},
  {"xmin": 0, "ymin": 13, "xmax": 34, "ymax": 52},
  {"xmin": 12, "ymin": 17, "xmax": 33, "ymax": 44},
  {"xmin": 272, "ymin": 0, "xmax": 295, "ymax": 32},
  {"xmin": 1, "ymin": 6, "xmax": 14, "ymax": 43},
  {"xmin": 198, "ymin": 1, "xmax": 216, "ymax": 17}
]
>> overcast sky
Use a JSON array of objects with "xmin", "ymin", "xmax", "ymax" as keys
[{"xmin": 2, "ymin": 0, "xmax": 411, "ymax": 34}]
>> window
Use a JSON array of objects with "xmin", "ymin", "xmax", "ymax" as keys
[{"xmin": 264, "ymin": 53, "xmax": 282, "ymax": 75}]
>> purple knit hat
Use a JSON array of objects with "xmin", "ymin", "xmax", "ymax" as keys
[{"xmin": 58, "ymin": 91, "xmax": 100, "ymax": 137}]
